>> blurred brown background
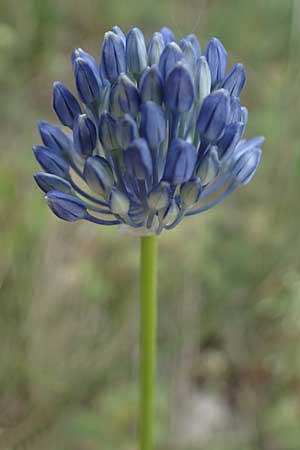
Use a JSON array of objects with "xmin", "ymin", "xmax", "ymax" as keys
[{"xmin": 0, "ymin": 0, "xmax": 300, "ymax": 449}]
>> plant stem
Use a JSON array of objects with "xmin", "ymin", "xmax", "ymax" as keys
[{"xmin": 140, "ymin": 235, "xmax": 158, "ymax": 450}]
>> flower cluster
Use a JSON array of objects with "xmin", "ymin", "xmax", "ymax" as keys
[{"xmin": 33, "ymin": 25, "xmax": 264, "ymax": 234}]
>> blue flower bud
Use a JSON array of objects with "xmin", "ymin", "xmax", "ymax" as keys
[
  {"xmin": 38, "ymin": 120, "xmax": 71, "ymax": 156},
  {"xmin": 179, "ymin": 39, "xmax": 197, "ymax": 73},
  {"xmin": 163, "ymin": 138, "xmax": 197, "ymax": 184},
  {"xmin": 73, "ymin": 114, "xmax": 97, "ymax": 158},
  {"xmin": 194, "ymin": 56, "xmax": 211, "ymax": 104},
  {"xmin": 84, "ymin": 155, "xmax": 115, "ymax": 197},
  {"xmin": 205, "ymin": 38, "xmax": 227, "ymax": 89},
  {"xmin": 140, "ymin": 101, "xmax": 166, "ymax": 151},
  {"xmin": 109, "ymin": 83, "xmax": 124, "ymax": 117},
  {"xmin": 117, "ymin": 73, "xmax": 140, "ymax": 116},
  {"xmin": 180, "ymin": 177, "xmax": 202, "ymax": 206},
  {"xmin": 160, "ymin": 27, "xmax": 175, "ymax": 45},
  {"xmin": 165, "ymin": 62, "xmax": 195, "ymax": 113},
  {"xmin": 217, "ymin": 122, "xmax": 243, "ymax": 159},
  {"xmin": 99, "ymin": 112, "xmax": 119, "ymax": 150},
  {"xmin": 101, "ymin": 31, "xmax": 126, "ymax": 83},
  {"xmin": 124, "ymin": 138, "xmax": 153, "ymax": 180},
  {"xmin": 71, "ymin": 48, "xmax": 99, "ymax": 78},
  {"xmin": 197, "ymin": 89, "xmax": 230, "ymax": 142},
  {"xmin": 231, "ymin": 146, "xmax": 262, "ymax": 185},
  {"xmin": 186, "ymin": 34, "xmax": 201, "ymax": 59},
  {"xmin": 74, "ymin": 57, "xmax": 101, "ymax": 104},
  {"xmin": 148, "ymin": 32, "xmax": 165, "ymax": 66},
  {"xmin": 53, "ymin": 82, "xmax": 82, "ymax": 128},
  {"xmin": 46, "ymin": 191, "xmax": 87, "ymax": 221},
  {"xmin": 109, "ymin": 187, "xmax": 130, "ymax": 215},
  {"xmin": 34, "ymin": 172, "xmax": 73, "ymax": 194},
  {"xmin": 112, "ymin": 25, "xmax": 126, "ymax": 44},
  {"xmin": 221, "ymin": 63, "xmax": 246, "ymax": 97},
  {"xmin": 139, "ymin": 65, "xmax": 164, "ymax": 104},
  {"xmin": 33, "ymin": 145, "xmax": 69, "ymax": 178},
  {"xmin": 126, "ymin": 27, "xmax": 148, "ymax": 77},
  {"xmin": 158, "ymin": 42, "xmax": 183, "ymax": 80},
  {"xmin": 117, "ymin": 114, "xmax": 139, "ymax": 149}
]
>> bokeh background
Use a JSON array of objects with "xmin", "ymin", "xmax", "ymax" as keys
[{"xmin": 0, "ymin": 0, "xmax": 300, "ymax": 449}]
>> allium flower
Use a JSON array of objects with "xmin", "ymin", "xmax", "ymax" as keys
[{"xmin": 33, "ymin": 26, "xmax": 264, "ymax": 234}]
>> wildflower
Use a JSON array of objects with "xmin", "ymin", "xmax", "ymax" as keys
[{"xmin": 33, "ymin": 26, "xmax": 264, "ymax": 234}]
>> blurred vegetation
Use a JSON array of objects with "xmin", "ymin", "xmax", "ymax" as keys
[{"xmin": 0, "ymin": 0, "xmax": 300, "ymax": 449}]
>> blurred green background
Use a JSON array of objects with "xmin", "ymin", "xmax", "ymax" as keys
[{"xmin": 0, "ymin": 0, "xmax": 300, "ymax": 449}]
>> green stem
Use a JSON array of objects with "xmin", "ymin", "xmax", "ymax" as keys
[{"xmin": 140, "ymin": 235, "xmax": 158, "ymax": 450}]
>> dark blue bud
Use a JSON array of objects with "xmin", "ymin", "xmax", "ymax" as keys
[
  {"xmin": 99, "ymin": 112, "xmax": 119, "ymax": 150},
  {"xmin": 101, "ymin": 31, "xmax": 126, "ymax": 83},
  {"xmin": 217, "ymin": 122, "xmax": 243, "ymax": 159},
  {"xmin": 205, "ymin": 38, "xmax": 228, "ymax": 89},
  {"xmin": 117, "ymin": 114, "xmax": 139, "ymax": 148},
  {"xmin": 117, "ymin": 73, "xmax": 140, "ymax": 116},
  {"xmin": 197, "ymin": 89, "xmax": 230, "ymax": 142},
  {"xmin": 38, "ymin": 120, "xmax": 71, "ymax": 155},
  {"xmin": 180, "ymin": 177, "xmax": 202, "ymax": 206},
  {"xmin": 46, "ymin": 191, "xmax": 87, "ymax": 221},
  {"xmin": 74, "ymin": 57, "xmax": 101, "ymax": 104},
  {"xmin": 140, "ymin": 101, "xmax": 166, "ymax": 151},
  {"xmin": 163, "ymin": 138, "xmax": 197, "ymax": 184},
  {"xmin": 231, "ymin": 146, "xmax": 262, "ymax": 185},
  {"xmin": 112, "ymin": 25, "xmax": 126, "ymax": 44},
  {"xmin": 179, "ymin": 39, "xmax": 197, "ymax": 73},
  {"xmin": 71, "ymin": 48, "xmax": 99, "ymax": 78},
  {"xmin": 158, "ymin": 42, "xmax": 183, "ymax": 80},
  {"xmin": 148, "ymin": 32, "xmax": 165, "ymax": 66},
  {"xmin": 186, "ymin": 34, "xmax": 201, "ymax": 59},
  {"xmin": 221, "ymin": 63, "xmax": 246, "ymax": 97},
  {"xmin": 165, "ymin": 62, "xmax": 195, "ymax": 113},
  {"xmin": 73, "ymin": 114, "xmax": 97, "ymax": 158},
  {"xmin": 84, "ymin": 155, "xmax": 115, "ymax": 197},
  {"xmin": 34, "ymin": 172, "xmax": 73, "ymax": 194},
  {"xmin": 126, "ymin": 27, "xmax": 148, "ymax": 77},
  {"xmin": 53, "ymin": 82, "xmax": 82, "ymax": 128},
  {"xmin": 139, "ymin": 65, "xmax": 164, "ymax": 104},
  {"xmin": 33, "ymin": 145, "xmax": 69, "ymax": 178},
  {"xmin": 148, "ymin": 182, "xmax": 171, "ymax": 210},
  {"xmin": 124, "ymin": 138, "xmax": 153, "ymax": 180},
  {"xmin": 160, "ymin": 27, "xmax": 175, "ymax": 44}
]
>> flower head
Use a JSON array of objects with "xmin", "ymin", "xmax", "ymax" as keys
[{"xmin": 33, "ymin": 26, "xmax": 264, "ymax": 234}]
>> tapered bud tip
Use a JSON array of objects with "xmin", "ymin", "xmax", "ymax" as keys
[
  {"xmin": 165, "ymin": 62, "xmax": 195, "ymax": 112},
  {"xmin": 160, "ymin": 27, "xmax": 175, "ymax": 44},
  {"xmin": 73, "ymin": 113, "xmax": 97, "ymax": 158}
]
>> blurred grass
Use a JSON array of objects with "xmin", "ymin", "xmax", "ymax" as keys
[{"xmin": 0, "ymin": 0, "xmax": 300, "ymax": 449}]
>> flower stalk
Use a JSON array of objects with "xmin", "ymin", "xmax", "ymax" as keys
[{"xmin": 140, "ymin": 235, "xmax": 158, "ymax": 450}]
